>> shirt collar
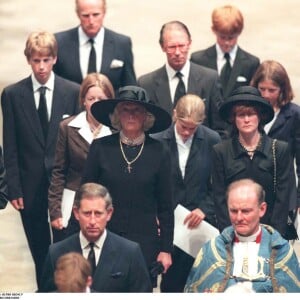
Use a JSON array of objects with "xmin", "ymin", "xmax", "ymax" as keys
[
  {"xmin": 78, "ymin": 26, "xmax": 105, "ymax": 46},
  {"xmin": 174, "ymin": 123, "xmax": 194, "ymax": 147},
  {"xmin": 31, "ymin": 71, "xmax": 55, "ymax": 92},
  {"xmin": 216, "ymin": 43, "xmax": 238, "ymax": 62},
  {"xmin": 165, "ymin": 60, "xmax": 190, "ymax": 81},
  {"xmin": 79, "ymin": 229, "xmax": 107, "ymax": 250},
  {"xmin": 234, "ymin": 226, "xmax": 262, "ymax": 243}
]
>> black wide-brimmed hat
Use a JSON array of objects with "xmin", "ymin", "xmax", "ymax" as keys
[
  {"xmin": 219, "ymin": 86, "xmax": 274, "ymax": 124},
  {"xmin": 91, "ymin": 85, "xmax": 172, "ymax": 134}
]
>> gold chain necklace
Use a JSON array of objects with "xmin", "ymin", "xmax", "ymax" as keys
[{"xmin": 119, "ymin": 138, "xmax": 145, "ymax": 173}]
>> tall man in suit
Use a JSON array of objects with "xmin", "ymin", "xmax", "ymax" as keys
[
  {"xmin": 190, "ymin": 5, "xmax": 260, "ymax": 100},
  {"xmin": 39, "ymin": 183, "xmax": 152, "ymax": 292},
  {"xmin": 53, "ymin": 0, "xmax": 136, "ymax": 91},
  {"xmin": 153, "ymin": 94, "xmax": 221, "ymax": 292},
  {"xmin": 1, "ymin": 31, "xmax": 80, "ymax": 289},
  {"xmin": 138, "ymin": 21, "xmax": 227, "ymax": 138}
]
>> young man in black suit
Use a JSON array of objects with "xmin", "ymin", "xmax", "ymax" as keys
[
  {"xmin": 53, "ymin": 0, "xmax": 136, "ymax": 91},
  {"xmin": 39, "ymin": 183, "xmax": 152, "ymax": 292},
  {"xmin": 138, "ymin": 21, "xmax": 227, "ymax": 139},
  {"xmin": 1, "ymin": 31, "xmax": 80, "ymax": 289},
  {"xmin": 191, "ymin": 5, "xmax": 260, "ymax": 99}
]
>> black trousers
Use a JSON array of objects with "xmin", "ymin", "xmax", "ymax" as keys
[
  {"xmin": 20, "ymin": 178, "xmax": 51, "ymax": 289},
  {"xmin": 160, "ymin": 246, "xmax": 194, "ymax": 293}
]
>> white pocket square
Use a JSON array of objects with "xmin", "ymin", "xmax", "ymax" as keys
[
  {"xmin": 110, "ymin": 59, "xmax": 124, "ymax": 69},
  {"xmin": 62, "ymin": 114, "xmax": 70, "ymax": 119},
  {"xmin": 236, "ymin": 76, "xmax": 247, "ymax": 82}
]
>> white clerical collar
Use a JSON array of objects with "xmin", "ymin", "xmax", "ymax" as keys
[{"xmin": 234, "ymin": 226, "xmax": 262, "ymax": 243}]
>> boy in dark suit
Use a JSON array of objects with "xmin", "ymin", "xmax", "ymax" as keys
[
  {"xmin": 40, "ymin": 183, "xmax": 152, "ymax": 292},
  {"xmin": 53, "ymin": 0, "xmax": 136, "ymax": 91},
  {"xmin": 1, "ymin": 31, "xmax": 80, "ymax": 289},
  {"xmin": 191, "ymin": 5, "xmax": 260, "ymax": 99}
]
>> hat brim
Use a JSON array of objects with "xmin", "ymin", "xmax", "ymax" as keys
[
  {"xmin": 219, "ymin": 94, "xmax": 274, "ymax": 125},
  {"xmin": 91, "ymin": 99, "xmax": 172, "ymax": 134}
]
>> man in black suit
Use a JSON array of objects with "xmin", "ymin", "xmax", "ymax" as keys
[
  {"xmin": 190, "ymin": 5, "xmax": 260, "ymax": 99},
  {"xmin": 138, "ymin": 21, "xmax": 227, "ymax": 139},
  {"xmin": 1, "ymin": 31, "xmax": 80, "ymax": 289},
  {"xmin": 53, "ymin": 0, "xmax": 136, "ymax": 91},
  {"xmin": 39, "ymin": 183, "xmax": 152, "ymax": 292}
]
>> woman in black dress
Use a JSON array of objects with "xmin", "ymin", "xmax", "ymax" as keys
[
  {"xmin": 81, "ymin": 86, "xmax": 173, "ymax": 285},
  {"xmin": 212, "ymin": 86, "xmax": 295, "ymax": 238}
]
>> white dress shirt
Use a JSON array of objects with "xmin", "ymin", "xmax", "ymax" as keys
[
  {"xmin": 32, "ymin": 71, "xmax": 55, "ymax": 121},
  {"xmin": 78, "ymin": 26, "xmax": 105, "ymax": 78}
]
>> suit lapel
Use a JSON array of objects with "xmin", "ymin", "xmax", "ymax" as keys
[
  {"xmin": 47, "ymin": 76, "xmax": 65, "ymax": 147},
  {"xmin": 20, "ymin": 77, "xmax": 45, "ymax": 146},
  {"xmin": 93, "ymin": 232, "xmax": 118, "ymax": 285},
  {"xmin": 268, "ymin": 108, "xmax": 290, "ymax": 135},
  {"xmin": 101, "ymin": 29, "xmax": 114, "ymax": 73},
  {"xmin": 204, "ymin": 46, "xmax": 218, "ymax": 69},
  {"xmin": 154, "ymin": 67, "xmax": 173, "ymax": 113}
]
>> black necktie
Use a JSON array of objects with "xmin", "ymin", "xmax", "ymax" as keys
[
  {"xmin": 87, "ymin": 242, "xmax": 96, "ymax": 275},
  {"xmin": 220, "ymin": 52, "xmax": 231, "ymax": 90},
  {"xmin": 87, "ymin": 39, "xmax": 97, "ymax": 73},
  {"xmin": 174, "ymin": 71, "xmax": 186, "ymax": 107},
  {"xmin": 38, "ymin": 86, "xmax": 48, "ymax": 138}
]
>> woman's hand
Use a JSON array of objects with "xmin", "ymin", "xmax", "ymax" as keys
[{"xmin": 184, "ymin": 208, "xmax": 205, "ymax": 229}]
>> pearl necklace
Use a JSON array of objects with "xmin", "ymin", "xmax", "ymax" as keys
[
  {"xmin": 119, "ymin": 138, "xmax": 145, "ymax": 173},
  {"xmin": 238, "ymin": 134, "xmax": 262, "ymax": 159}
]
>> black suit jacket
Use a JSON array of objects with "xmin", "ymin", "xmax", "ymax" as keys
[
  {"xmin": 138, "ymin": 62, "xmax": 227, "ymax": 138},
  {"xmin": 153, "ymin": 124, "xmax": 221, "ymax": 224},
  {"xmin": 53, "ymin": 27, "xmax": 136, "ymax": 90},
  {"xmin": 191, "ymin": 45, "xmax": 260, "ymax": 98},
  {"xmin": 1, "ymin": 75, "xmax": 80, "ymax": 212},
  {"xmin": 267, "ymin": 102, "xmax": 300, "ymax": 208},
  {"xmin": 39, "ymin": 231, "xmax": 152, "ymax": 292}
]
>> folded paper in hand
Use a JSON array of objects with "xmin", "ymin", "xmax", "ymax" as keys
[
  {"xmin": 174, "ymin": 204, "xmax": 219, "ymax": 258},
  {"xmin": 61, "ymin": 188, "xmax": 76, "ymax": 228}
]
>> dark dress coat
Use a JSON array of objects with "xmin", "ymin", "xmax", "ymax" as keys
[
  {"xmin": 39, "ymin": 231, "xmax": 152, "ymax": 292},
  {"xmin": 267, "ymin": 102, "xmax": 300, "ymax": 208},
  {"xmin": 81, "ymin": 133, "xmax": 174, "ymax": 267},
  {"xmin": 153, "ymin": 124, "xmax": 221, "ymax": 292},
  {"xmin": 212, "ymin": 134, "xmax": 293, "ymax": 236},
  {"xmin": 138, "ymin": 62, "xmax": 227, "ymax": 138},
  {"xmin": 53, "ymin": 27, "xmax": 136, "ymax": 90},
  {"xmin": 1, "ymin": 75, "xmax": 79, "ymax": 286},
  {"xmin": 191, "ymin": 45, "xmax": 260, "ymax": 99}
]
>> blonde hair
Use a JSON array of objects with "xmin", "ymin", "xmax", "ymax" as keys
[
  {"xmin": 54, "ymin": 252, "xmax": 91, "ymax": 293},
  {"xmin": 212, "ymin": 5, "xmax": 244, "ymax": 35},
  {"xmin": 79, "ymin": 73, "xmax": 115, "ymax": 109},
  {"xmin": 24, "ymin": 31, "xmax": 57, "ymax": 59},
  {"xmin": 173, "ymin": 94, "xmax": 205, "ymax": 125},
  {"xmin": 109, "ymin": 102, "xmax": 155, "ymax": 132}
]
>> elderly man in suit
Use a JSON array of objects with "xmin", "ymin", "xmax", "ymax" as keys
[
  {"xmin": 138, "ymin": 20, "xmax": 227, "ymax": 138},
  {"xmin": 53, "ymin": 0, "xmax": 136, "ymax": 91},
  {"xmin": 1, "ymin": 31, "xmax": 80, "ymax": 289},
  {"xmin": 39, "ymin": 183, "xmax": 152, "ymax": 292},
  {"xmin": 190, "ymin": 5, "xmax": 260, "ymax": 99}
]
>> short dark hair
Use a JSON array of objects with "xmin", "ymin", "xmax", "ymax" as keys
[{"xmin": 159, "ymin": 21, "xmax": 191, "ymax": 46}]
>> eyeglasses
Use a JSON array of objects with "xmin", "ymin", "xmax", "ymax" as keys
[{"xmin": 165, "ymin": 43, "xmax": 189, "ymax": 54}]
